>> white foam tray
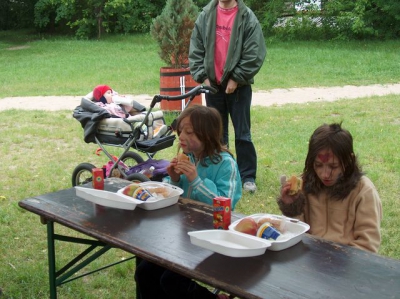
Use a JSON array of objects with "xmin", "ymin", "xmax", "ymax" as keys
[
  {"xmin": 117, "ymin": 181, "xmax": 183, "ymax": 210},
  {"xmin": 188, "ymin": 230, "xmax": 271, "ymax": 258},
  {"xmin": 229, "ymin": 213, "xmax": 310, "ymax": 251},
  {"xmin": 75, "ymin": 182, "xmax": 183, "ymax": 211},
  {"xmin": 75, "ymin": 186, "xmax": 138, "ymax": 210}
]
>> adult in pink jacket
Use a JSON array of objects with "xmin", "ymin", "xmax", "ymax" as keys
[{"xmin": 278, "ymin": 123, "xmax": 382, "ymax": 253}]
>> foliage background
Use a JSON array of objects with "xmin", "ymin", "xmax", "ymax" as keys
[{"xmin": 1, "ymin": 0, "xmax": 399, "ymax": 40}]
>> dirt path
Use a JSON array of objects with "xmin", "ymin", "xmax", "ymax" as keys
[{"xmin": 0, "ymin": 83, "xmax": 399, "ymax": 111}]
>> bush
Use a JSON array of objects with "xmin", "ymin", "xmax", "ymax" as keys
[
  {"xmin": 33, "ymin": 0, "xmax": 166, "ymax": 39},
  {"xmin": 259, "ymin": 0, "xmax": 400, "ymax": 41},
  {"xmin": 0, "ymin": 0, "xmax": 36, "ymax": 30},
  {"xmin": 150, "ymin": 0, "xmax": 199, "ymax": 68}
]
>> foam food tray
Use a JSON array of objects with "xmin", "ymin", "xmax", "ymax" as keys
[
  {"xmin": 229, "ymin": 213, "xmax": 310, "ymax": 251},
  {"xmin": 117, "ymin": 181, "xmax": 183, "ymax": 210},
  {"xmin": 188, "ymin": 230, "xmax": 271, "ymax": 258},
  {"xmin": 75, "ymin": 186, "xmax": 138, "ymax": 210}
]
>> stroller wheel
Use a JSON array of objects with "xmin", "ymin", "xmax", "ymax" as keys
[
  {"xmin": 72, "ymin": 163, "xmax": 96, "ymax": 187},
  {"xmin": 126, "ymin": 173, "xmax": 151, "ymax": 183},
  {"xmin": 121, "ymin": 151, "xmax": 144, "ymax": 168}
]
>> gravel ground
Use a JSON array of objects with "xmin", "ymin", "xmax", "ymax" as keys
[{"xmin": 1, "ymin": 83, "xmax": 399, "ymax": 111}]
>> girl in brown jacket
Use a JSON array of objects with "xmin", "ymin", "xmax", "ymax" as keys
[{"xmin": 278, "ymin": 123, "xmax": 382, "ymax": 253}]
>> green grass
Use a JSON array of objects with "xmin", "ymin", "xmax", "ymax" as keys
[
  {"xmin": 1, "ymin": 96, "xmax": 399, "ymax": 298},
  {"xmin": 1, "ymin": 30, "xmax": 399, "ymax": 96},
  {"xmin": 0, "ymin": 31, "xmax": 399, "ymax": 298}
]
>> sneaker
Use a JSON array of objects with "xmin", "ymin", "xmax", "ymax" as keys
[{"xmin": 243, "ymin": 181, "xmax": 257, "ymax": 193}]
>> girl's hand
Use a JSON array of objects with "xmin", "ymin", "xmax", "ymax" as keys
[
  {"xmin": 280, "ymin": 182, "xmax": 299, "ymax": 204},
  {"xmin": 175, "ymin": 160, "xmax": 197, "ymax": 182},
  {"xmin": 167, "ymin": 157, "xmax": 180, "ymax": 182}
]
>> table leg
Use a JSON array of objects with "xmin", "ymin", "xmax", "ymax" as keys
[
  {"xmin": 47, "ymin": 221, "xmax": 57, "ymax": 299},
  {"xmin": 43, "ymin": 219, "xmax": 135, "ymax": 298},
  {"xmin": 136, "ymin": 257, "xmax": 142, "ymax": 299}
]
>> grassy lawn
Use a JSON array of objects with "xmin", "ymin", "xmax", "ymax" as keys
[
  {"xmin": 1, "ymin": 30, "xmax": 399, "ymax": 96},
  {"xmin": 0, "ymin": 31, "xmax": 399, "ymax": 298}
]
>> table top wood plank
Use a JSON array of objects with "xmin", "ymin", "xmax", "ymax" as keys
[{"xmin": 18, "ymin": 179, "xmax": 400, "ymax": 299}]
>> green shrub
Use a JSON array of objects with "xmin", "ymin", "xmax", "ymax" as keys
[
  {"xmin": 150, "ymin": 0, "xmax": 198, "ymax": 68},
  {"xmin": 33, "ymin": 0, "xmax": 166, "ymax": 39},
  {"xmin": 260, "ymin": 0, "xmax": 399, "ymax": 40}
]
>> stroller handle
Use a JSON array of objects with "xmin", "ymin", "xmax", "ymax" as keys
[{"xmin": 149, "ymin": 85, "xmax": 218, "ymax": 108}]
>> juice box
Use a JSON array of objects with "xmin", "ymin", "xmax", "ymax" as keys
[
  {"xmin": 213, "ymin": 197, "xmax": 231, "ymax": 230},
  {"xmin": 92, "ymin": 168, "xmax": 104, "ymax": 190}
]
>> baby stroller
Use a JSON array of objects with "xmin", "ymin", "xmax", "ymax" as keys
[{"xmin": 72, "ymin": 85, "xmax": 216, "ymax": 186}]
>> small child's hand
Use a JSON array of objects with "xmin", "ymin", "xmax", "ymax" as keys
[
  {"xmin": 280, "ymin": 175, "xmax": 300, "ymax": 204},
  {"xmin": 167, "ymin": 156, "xmax": 197, "ymax": 182},
  {"xmin": 167, "ymin": 157, "xmax": 180, "ymax": 182},
  {"xmin": 175, "ymin": 159, "xmax": 197, "ymax": 182}
]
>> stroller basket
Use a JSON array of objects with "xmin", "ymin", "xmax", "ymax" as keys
[
  {"xmin": 135, "ymin": 135, "xmax": 175, "ymax": 153},
  {"xmin": 95, "ymin": 132, "xmax": 175, "ymax": 153}
]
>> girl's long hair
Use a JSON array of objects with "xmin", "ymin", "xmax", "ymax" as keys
[
  {"xmin": 176, "ymin": 105, "xmax": 231, "ymax": 166},
  {"xmin": 303, "ymin": 123, "xmax": 363, "ymax": 200}
]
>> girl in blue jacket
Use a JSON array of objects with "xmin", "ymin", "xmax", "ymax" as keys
[
  {"xmin": 164, "ymin": 105, "xmax": 242, "ymax": 209},
  {"xmin": 135, "ymin": 105, "xmax": 241, "ymax": 299}
]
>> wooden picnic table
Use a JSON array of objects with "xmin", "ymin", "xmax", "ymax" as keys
[{"xmin": 19, "ymin": 178, "xmax": 400, "ymax": 299}]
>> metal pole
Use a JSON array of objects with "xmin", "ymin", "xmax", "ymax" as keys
[{"xmin": 180, "ymin": 76, "xmax": 185, "ymax": 110}]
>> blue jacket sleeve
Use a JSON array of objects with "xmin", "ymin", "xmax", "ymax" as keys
[{"xmin": 186, "ymin": 157, "xmax": 242, "ymax": 210}]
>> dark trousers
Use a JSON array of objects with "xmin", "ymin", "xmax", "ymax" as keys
[
  {"xmin": 134, "ymin": 260, "xmax": 216, "ymax": 299},
  {"xmin": 205, "ymin": 84, "xmax": 257, "ymax": 183}
]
